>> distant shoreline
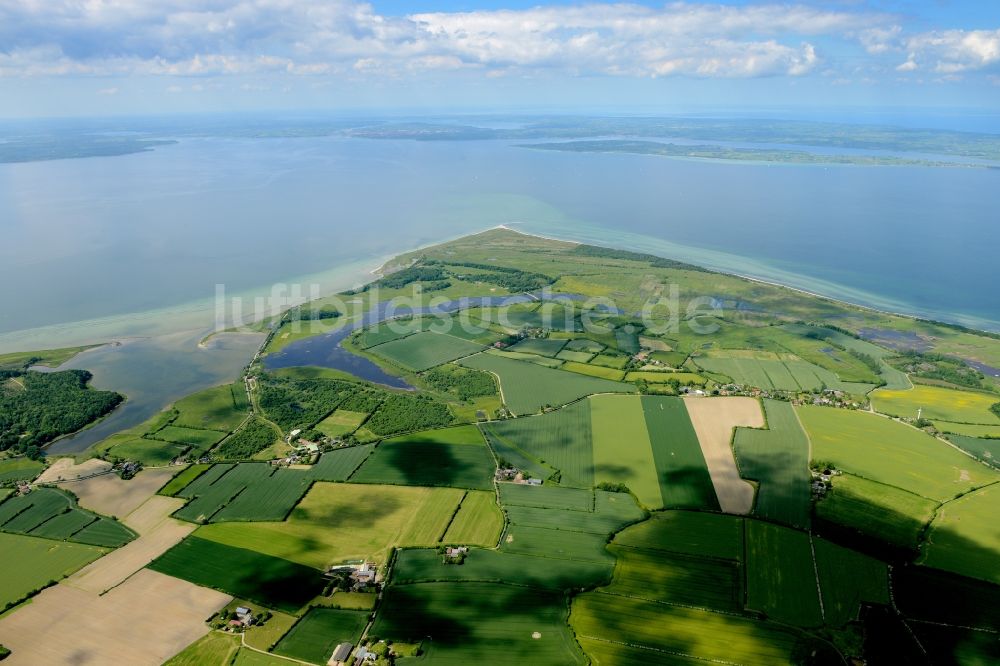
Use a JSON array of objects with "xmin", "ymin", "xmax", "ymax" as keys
[{"xmin": 490, "ymin": 224, "xmax": 999, "ymax": 338}]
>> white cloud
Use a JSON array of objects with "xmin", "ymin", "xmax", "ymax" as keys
[
  {"xmin": 899, "ymin": 29, "xmax": 1000, "ymax": 73},
  {"xmin": 0, "ymin": 0, "xmax": 984, "ymax": 82},
  {"xmin": 97, "ymin": 86, "xmax": 118, "ymax": 95}
]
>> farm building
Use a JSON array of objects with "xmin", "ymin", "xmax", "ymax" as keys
[{"xmin": 329, "ymin": 642, "xmax": 353, "ymax": 666}]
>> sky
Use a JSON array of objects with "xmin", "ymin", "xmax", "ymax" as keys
[{"xmin": 0, "ymin": 1, "xmax": 998, "ymax": 118}]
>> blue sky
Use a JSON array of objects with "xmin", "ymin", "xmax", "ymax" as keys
[{"xmin": 0, "ymin": 1, "xmax": 998, "ymax": 118}]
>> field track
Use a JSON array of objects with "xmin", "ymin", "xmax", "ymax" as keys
[
  {"xmin": 66, "ymin": 496, "xmax": 194, "ymax": 594},
  {"xmin": 683, "ymin": 397, "xmax": 763, "ymax": 514},
  {"xmin": 36, "ymin": 457, "xmax": 112, "ymax": 484},
  {"xmin": 57, "ymin": 467, "xmax": 178, "ymax": 518},
  {"xmin": 0, "ymin": 569, "xmax": 230, "ymax": 666}
]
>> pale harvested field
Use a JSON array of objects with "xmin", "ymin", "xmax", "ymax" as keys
[
  {"xmin": 0, "ymin": 568, "xmax": 230, "ymax": 666},
  {"xmin": 66, "ymin": 496, "xmax": 193, "ymax": 594},
  {"xmin": 36, "ymin": 457, "xmax": 111, "ymax": 484},
  {"xmin": 57, "ymin": 467, "xmax": 178, "ymax": 518},
  {"xmin": 684, "ymin": 396, "xmax": 764, "ymax": 515}
]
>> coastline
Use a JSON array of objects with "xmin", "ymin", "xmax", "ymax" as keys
[{"xmin": 501, "ymin": 223, "xmax": 1000, "ymax": 336}]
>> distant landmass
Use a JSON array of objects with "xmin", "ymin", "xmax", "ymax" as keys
[{"xmin": 518, "ymin": 139, "xmax": 971, "ymax": 167}]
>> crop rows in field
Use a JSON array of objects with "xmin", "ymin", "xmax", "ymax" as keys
[
  {"xmin": 273, "ymin": 608, "xmax": 368, "ymax": 664},
  {"xmin": 172, "ymin": 445, "xmax": 376, "ymax": 523},
  {"xmin": 148, "ymin": 536, "xmax": 325, "ymax": 613},
  {"xmin": 0, "ymin": 487, "xmax": 135, "ymax": 547},
  {"xmin": 483, "ymin": 395, "xmax": 716, "ymax": 511},
  {"xmin": 695, "ymin": 354, "xmax": 874, "ymax": 394},
  {"xmin": 733, "ymin": 399, "xmax": 811, "ymax": 528}
]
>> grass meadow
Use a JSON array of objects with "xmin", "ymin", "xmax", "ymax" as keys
[
  {"xmin": 796, "ymin": 405, "xmax": 997, "ymax": 501},
  {"xmin": 458, "ymin": 352, "xmax": 633, "ymax": 415},
  {"xmin": 372, "ymin": 582, "xmax": 587, "ymax": 665},
  {"xmin": 369, "ymin": 331, "xmax": 485, "ymax": 371},
  {"xmin": 442, "ymin": 491, "xmax": 503, "ymax": 545},
  {"xmin": 0, "ymin": 532, "xmax": 106, "ymax": 607}
]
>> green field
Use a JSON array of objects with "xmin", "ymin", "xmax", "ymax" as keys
[
  {"xmin": 488, "ymin": 349, "xmax": 565, "ymax": 367},
  {"xmin": 315, "ymin": 410, "xmax": 368, "ymax": 437},
  {"xmin": 164, "ymin": 632, "xmax": 241, "ymax": 666},
  {"xmin": 944, "ymin": 435, "xmax": 1000, "ymax": 468},
  {"xmin": 733, "ymin": 399, "xmax": 811, "ymax": 528},
  {"xmin": 273, "ymin": 608, "xmax": 369, "ymax": 664},
  {"xmin": 872, "ymin": 384, "xmax": 1000, "ymax": 424},
  {"xmin": 504, "ymin": 486, "xmax": 643, "ymax": 534},
  {"xmin": 814, "ymin": 473, "xmax": 938, "ymax": 550},
  {"xmin": 797, "ymin": 405, "xmax": 997, "ymax": 501},
  {"xmin": 814, "ymin": 538, "xmax": 889, "ymax": 626},
  {"xmin": 935, "ymin": 421, "xmax": 1000, "ymax": 437},
  {"xmin": 369, "ymin": 331, "xmax": 485, "ymax": 371},
  {"xmin": 625, "ymin": 371, "xmax": 705, "ymax": 385},
  {"xmin": 0, "ymin": 487, "xmax": 135, "ymax": 546},
  {"xmin": 151, "ymin": 425, "xmax": 226, "ymax": 452},
  {"xmin": 920, "ymin": 483, "xmax": 1000, "ymax": 584},
  {"xmin": 0, "ymin": 532, "xmax": 106, "ymax": 607},
  {"xmin": 695, "ymin": 353, "xmax": 873, "ymax": 394},
  {"xmin": 572, "ymin": 593, "xmax": 803, "ymax": 666},
  {"xmin": 591, "ymin": 395, "xmax": 661, "ymax": 507},
  {"xmin": 358, "ymin": 318, "xmax": 423, "ymax": 348},
  {"xmin": 148, "ymin": 536, "xmax": 325, "ymax": 613},
  {"xmin": 392, "ymin": 547, "xmax": 612, "ymax": 591},
  {"xmin": 195, "ymin": 483, "xmax": 486, "ymax": 568},
  {"xmin": 442, "ymin": 491, "xmax": 503, "ymax": 545},
  {"xmin": 508, "ymin": 338, "xmax": 566, "ymax": 357},
  {"xmin": 0, "ymin": 457, "xmax": 44, "ymax": 484},
  {"xmin": 641, "ymin": 396, "xmax": 718, "ymax": 510},
  {"xmin": 605, "ymin": 547, "xmax": 742, "ymax": 612},
  {"xmin": 172, "ymin": 382, "xmax": 249, "ymax": 431},
  {"xmin": 372, "ymin": 582, "xmax": 587, "ymax": 664},
  {"xmin": 498, "ymin": 483, "xmax": 593, "ymax": 510},
  {"xmin": 174, "ymin": 463, "xmax": 311, "ymax": 523},
  {"xmin": 564, "ymin": 339, "xmax": 605, "ymax": 353},
  {"xmin": 350, "ymin": 425, "xmax": 495, "ymax": 490},
  {"xmin": 559, "ymin": 361, "xmax": 625, "ymax": 381},
  {"xmin": 744, "ymin": 520, "xmax": 823, "ymax": 627},
  {"xmin": 309, "ymin": 445, "xmax": 375, "ymax": 481},
  {"xmin": 482, "ymin": 401, "xmax": 593, "ymax": 487},
  {"xmin": 502, "ymin": 524, "xmax": 614, "ymax": 564},
  {"xmin": 590, "ymin": 354, "xmax": 629, "ymax": 369},
  {"xmin": 458, "ymin": 352, "xmax": 634, "ymax": 415},
  {"xmin": 556, "ymin": 349, "xmax": 594, "ymax": 363},
  {"xmin": 614, "ymin": 510, "xmax": 743, "ymax": 560}
]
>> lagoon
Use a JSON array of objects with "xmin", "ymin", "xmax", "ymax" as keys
[{"xmin": 2, "ymin": 128, "xmax": 998, "ymax": 453}]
